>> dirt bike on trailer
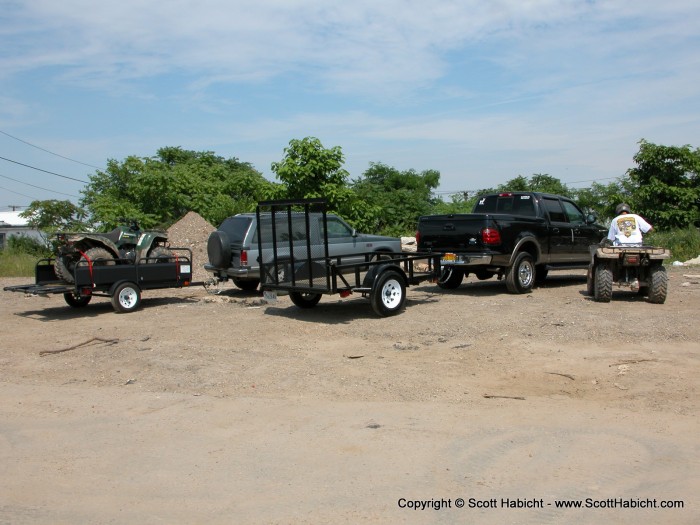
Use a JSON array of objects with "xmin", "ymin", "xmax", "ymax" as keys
[
  {"xmin": 587, "ymin": 243, "xmax": 670, "ymax": 303},
  {"xmin": 54, "ymin": 219, "xmax": 173, "ymax": 283}
]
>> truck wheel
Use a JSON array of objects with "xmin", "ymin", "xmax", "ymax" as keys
[
  {"xmin": 232, "ymin": 278, "xmax": 260, "ymax": 291},
  {"xmin": 147, "ymin": 246, "xmax": 173, "ymax": 262},
  {"xmin": 593, "ymin": 264, "xmax": 612, "ymax": 302},
  {"xmin": 371, "ymin": 270, "xmax": 406, "ymax": 316},
  {"xmin": 63, "ymin": 292, "xmax": 92, "ymax": 308},
  {"xmin": 111, "ymin": 282, "xmax": 141, "ymax": 313},
  {"xmin": 505, "ymin": 252, "xmax": 535, "ymax": 294},
  {"xmin": 289, "ymin": 291, "xmax": 322, "ymax": 308},
  {"xmin": 648, "ymin": 266, "xmax": 668, "ymax": 304},
  {"xmin": 437, "ymin": 267, "xmax": 463, "ymax": 289}
]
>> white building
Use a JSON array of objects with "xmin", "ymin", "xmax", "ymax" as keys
[{"xmin": 0, "ymin": 211, "xmax": 44, "ymax": 249}]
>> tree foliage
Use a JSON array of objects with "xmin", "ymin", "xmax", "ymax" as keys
[
  {"xmin": 352, "ymin": 163, "xmax": 440, "ymax": 235},
  {"xmin": 270, "ymin": 137, "xmax": 377, "ymax": 229},
  {"xmin": 20, "ymin": 199, "xmax": 87, "ymax": 248},
  {"xmin": 80, "ymin": 147, "xmax": 272, "ymax": 229},
  {"xmin": 627, "ymin": 139, "xmax": 700, "ymax": 229},
  {"xmin": 18, "ymin": 139, "xmax": 700, "ymax": 244}
]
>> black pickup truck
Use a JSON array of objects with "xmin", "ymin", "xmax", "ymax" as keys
[{"xmin": 416, "ymin": 192, "xmax": 607, "ymax": 293}]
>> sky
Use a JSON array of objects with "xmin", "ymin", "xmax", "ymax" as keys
[{"xmin": 1, "ymin": 0, "xmax": 699, "ymax": 211}]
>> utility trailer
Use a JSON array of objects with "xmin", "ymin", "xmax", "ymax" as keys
[
  {"xmin": 3, "ymin": 249, "xmax": 193, "ymax": 313},
  {"xmin": 256, "ymin": 199, "xmax": 440, "ymax": 316}
]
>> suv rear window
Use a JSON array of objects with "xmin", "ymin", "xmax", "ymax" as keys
[{"xmin": 217, "ymin": 216, "xmax": 253, "ymax": 243}]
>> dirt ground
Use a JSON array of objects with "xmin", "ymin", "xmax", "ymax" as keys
[{"xmin": 1, "ymin": 266, "xmax": 699, "ymax": 525}]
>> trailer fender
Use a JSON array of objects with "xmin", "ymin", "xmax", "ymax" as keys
[{"xmin": 362, "ymin": 263, "xmax": 408, "ymax": 289}]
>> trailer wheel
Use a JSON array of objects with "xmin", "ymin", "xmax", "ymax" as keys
[
  {"xmin": 437, "ymin": 267, "xmax": 463, "ymax": 289},
  {"xmin": 63, "ymin": 292, "xmax": 92, "ymax": 308},
  {"xmin": 289, "ymin": 291, "xmax": 322, "ymax": 309},
  {"xmin": 593, "ymin": 264, "xmax": 612, "ymax": 302},
  {"xmin": 648, "ymin": 266, "xmax": 668, "ymax": 304},
  {"xmin": 505, "ymin": 252, "xmax": 535, "ymax": 294},
  {"xmin": 111, "ymin": 282, "xmax": 141, "ymax": 313},
  {"xmin": 371, "ymin": 270, "xmax": 406, "ymax": 316}
]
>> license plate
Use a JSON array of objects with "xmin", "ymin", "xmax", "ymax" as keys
[
  {"xmin": 441, "ymin": 253, "xmax": 457, "ymax": 263},
  {"xmin": 263, "ymin": 290, "xmax": 278, "ymax": 303}
]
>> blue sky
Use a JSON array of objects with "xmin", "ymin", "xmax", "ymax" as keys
[{"xmin": 1, "ymin": 0, "xmax": 699, "ymax": 210}]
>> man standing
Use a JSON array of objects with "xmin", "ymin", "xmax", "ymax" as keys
[{"xmin": 607, "ymin": 203, "xmax": 653, "ymax": 246}]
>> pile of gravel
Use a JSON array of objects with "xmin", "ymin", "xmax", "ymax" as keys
[{"xmin": 167, "ymin": 211, "xmax": 216, "ymax": 284}]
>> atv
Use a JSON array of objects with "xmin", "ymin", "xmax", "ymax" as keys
[
  {"xmin": 587, "ymin": 243, "xmax": 670, "ymax": 304},
  {"xmin": 54, "ymin": 219, "xmax": 173, "ymax": 283}
]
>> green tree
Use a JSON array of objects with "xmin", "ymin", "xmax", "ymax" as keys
[
  {"xmin": 497, "ymin": 174, "xmax": 571, "ymax": 196},
  {"xmin": 627, "ymin": 139, "xmax": 700, "ymax": 230},
  {"xmin": 270, "ymin": 137, "xmax": 374, "ymax": 227},
  {"xmin": 573, "ymin": 178, "xmax": 634, "ymax": 221},
  {"xmin": 271, "ymin": 137, "xmax": 349, "ymax": 199},
  {"xmin": 352, "ymin": 163, "xmax": 440, "ymax": 235},
  {"xmin": 81, "ymin": 147, "xmax": 272, "ymax": 228},
  {"xmin": 19, "ymin": 199, "xmax": 87, "ymax": 249}
]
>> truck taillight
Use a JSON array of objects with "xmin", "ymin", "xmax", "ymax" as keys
[
  {"xmin": 481, "ymin": 227, "xmax": 501, "ymax": 245},
  {"xmin": 415, "ymin": 231, "xmax": 421, "ymax": 245},
  {"xmin": 240, "ymin": 250, "xmax": 248, "ymax": 265}
]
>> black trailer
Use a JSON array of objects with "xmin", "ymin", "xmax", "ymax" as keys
[
  {"xmin": 256, "ymin": 199, "xmax": 440, "ymax": 317},
  {"xmin": 3, "ymin": 249, "xmax": 193, "ymax": 313}
]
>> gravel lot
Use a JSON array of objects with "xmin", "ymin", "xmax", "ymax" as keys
[{"xmin": 1, "ymin": 260, "xmax": 699, "ymax": 524}]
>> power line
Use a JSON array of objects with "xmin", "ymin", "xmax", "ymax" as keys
[
  {"xmin": 0, "ymin": 156, "xmax": 89, "ymax": 183},
  {"xmin": 0, "ymin": 173, "xmax": 80, "ymax": 198},
  {"xmin": 0, "ymin": 129, "xmax": 102, "ymax": 170},
  {"xmin": 0, "ymin": 184, "xmax": 38, "ymax": 201}
]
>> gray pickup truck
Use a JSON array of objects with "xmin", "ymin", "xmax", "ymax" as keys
[{"xmin": 205, "ymin": 211, "xmax": 402, "ymax": 290}]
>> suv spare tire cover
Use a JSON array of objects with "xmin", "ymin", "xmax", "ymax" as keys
[{"xmin": 207, "ymin": 230, "xmax": 232, "ymax": 268}]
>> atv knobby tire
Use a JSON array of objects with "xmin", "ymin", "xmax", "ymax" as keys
[
  {"xmin": 147, "ymin": 246, "xmax": 174, "ymax": 263},
  {"xmin": 57, "ymin": 247, "xmax": 116, "ymax": 284},
  {"xmin": 593, "ymin": 264, "xmax": 613, "ymax": 302},
  {"xmin": 648, "ymin": 266, "xmax": 668, "ymax": 304}
]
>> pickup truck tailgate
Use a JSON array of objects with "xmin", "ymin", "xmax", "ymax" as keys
[{"xmin": 417, "ymin": 214, "xmax": 488, "ymax": 252}]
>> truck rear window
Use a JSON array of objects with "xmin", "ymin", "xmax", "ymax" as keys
[{"xmin": 474, "ymin": 195, "xmax": 535, "ymax": 216}]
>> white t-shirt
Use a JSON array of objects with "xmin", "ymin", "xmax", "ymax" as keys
[{"xmin": 607, "ymin": 213, "xmax": 653, "ymax": 245}]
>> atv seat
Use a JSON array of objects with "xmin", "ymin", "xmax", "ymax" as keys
[{"xmin": 103, "ymin": 228, "xmax": 123, "ymax": 244}]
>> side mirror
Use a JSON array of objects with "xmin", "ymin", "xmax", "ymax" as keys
[
  {"xmin": 585, "ymin": 213, "xmax": 598, "ymax": 224},
  {"xmin": 351, "ymin": 228, "xmax": 358, "ymax": 237}
]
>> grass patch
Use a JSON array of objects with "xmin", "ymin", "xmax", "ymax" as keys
[
  {"xmin": 647, "ymin": 227, "xmax": 700, "ymax": 263},
  {"xmin": 0, "ymin": 250, "xmax": 38, "ymax": 277}
]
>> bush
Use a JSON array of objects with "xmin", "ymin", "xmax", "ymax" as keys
[
  {"xmin": 647, "ymin": 227, "xmax": 700, "ymax": 263},
  {"xmin": 7, "ymin": 234, "xmax": 49, "ymax": 256},
  {"xmin": 0, "ymin": 235, "xmax": 50, "ymax": 277}
]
